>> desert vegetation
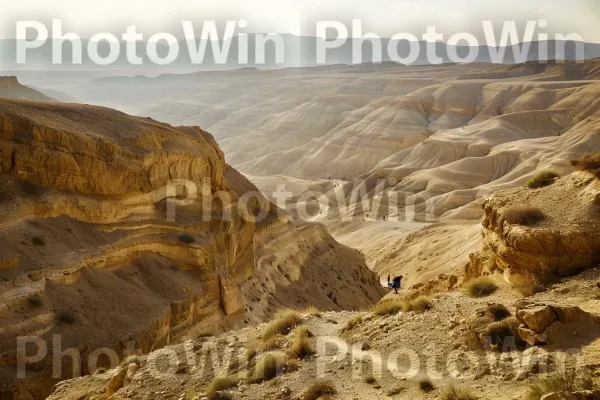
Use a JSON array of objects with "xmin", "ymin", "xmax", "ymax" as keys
[
  {"xmin": 301, "ymin": 380, "xmax": 337, "ymax": 400},
  {"xmin": 525, "ymin": 367, "xmax": 595, "ymax": 400},
  {"xmin": 262, "ymin": 309, "xmax": 302, "ymax": 339},
  {"xmin": 500, "ymin": 206, "xmax": 545, "ymax": 226},
  {"xmin": 418, "ymin": 377, "xmax": 435, "ymax": 392},
  {"xmin": 464, "ymin": 277, "xmax": 498, "ymax": 298},
  {"xmin": 570, "ymin": 153, "xmax": 600, "ymax": 178},
  {"xmin": 372, "ymin": 296, "xmax": 432, "ymax": 316},
  {"xmin": 526, "ymin": 171, "xmax": 560, "ymax": 188},
  {"xmin": 178, "ymin": 233, "xmax": 195, "ymax": 244},
  {"xmin": 440, "ymin": 383, "xmax": 478, "ymax": 400}
]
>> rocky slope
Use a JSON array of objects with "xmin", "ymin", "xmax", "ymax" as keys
[
  {"xmin": 0, "ymin": 77, "xmax": 56, "ymax": 102},
  {"xmin": 0, "ymin": 99, "xmax": 384, "ymax": 399}
]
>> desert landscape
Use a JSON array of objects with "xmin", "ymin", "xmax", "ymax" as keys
[{"xmin": 1, "ymin": 7, "xmax": 600, "ymax": 400}]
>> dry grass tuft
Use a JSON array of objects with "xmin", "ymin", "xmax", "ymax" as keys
[
  {"xmin": 525, "ymin": 367, "xmax": 594, "ymax": 400},
  {"xmin": 409, "ymin": 296, "xmax": 432, "ymax": 313},
  {"xmin": 500, "ymin": 206, "xmax": 545, "ymax": 226},
  {"xmin": 464, "ymin": 277, "xmax": 498, "ymax": 298},
  {"xmin": 302, "ymin": 305, "xmax": 322, "ymax": 318},
  {"xmin": 342, "ymin": 314, "xmax": 364, "ymax": 332},
  {"xmin": 262, "ymin": 310, "xmax": 302, "ymax": 340},
  {"xmin": 286, "ymin": 332, "xmax": 315, "ymax": 360},
  {"xmin": 372, "ymin": 299, "xmax": 407, "ymax": 316},
  {"xmin": 206, "ymin": 375, "xmax": 244, "ymax": 395},
  {"xmin": 440, "ymin": 383, "xmax": 478, "ymax": 400},
  {"xmin": 526, "ymin": 171, "xmax": 560, "ymax": 188},
  {"xmin": 570, "ymin": 153, "xmax": 600, "ymax": 178},
  {"xmin": 301, "ymin": 380, "xmax": 337, "ymax": 400},
  {"xmin": 248, "ymin": 352, "xmax": 287, "ymax": 383},
  {"xmin": 364, "ymin": 375, "xmax": 378, "ymax": 384}
]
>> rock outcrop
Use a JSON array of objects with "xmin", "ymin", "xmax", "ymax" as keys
[
  {"xmin": 515, "ymin": 300, "xmax": 600, "ymax": 346},
  {"xmin": 467, "ymin": 172, "xmax": 600, "ymax": 288},
  {"xmin": 0, "ymin": 99, "xmax": 384, "ymax": 399},
  {"xmin": 0, "ymin": 77, "xmax": 56, "ymax": 102}
]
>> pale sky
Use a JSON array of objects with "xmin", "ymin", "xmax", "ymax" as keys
[{"xmin": 1, "ymin": 0, "xmax": 599, "ymax": 43}]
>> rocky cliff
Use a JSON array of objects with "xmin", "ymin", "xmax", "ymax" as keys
[
  {"xmin": 0, "ymin": 77, "xmax": 56, "ymax": 102},
  {"xmin": 0, "ymin": 99, "xmax": 384, "ymax": 399},
  {"xmin": 467, "ymin": 171, "xmax": 600, "ymax": 290}
]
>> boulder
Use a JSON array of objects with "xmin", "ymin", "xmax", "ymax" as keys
[{"xmin": 517, "ymin": 305, "xmax": 556, "ymax": 333}]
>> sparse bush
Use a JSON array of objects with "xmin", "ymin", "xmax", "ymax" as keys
[
  {"xmin": 31, "ymin": 236, "xmax": 45, "ymax": 246},
  {"xmin": 178, "ymin": 233, "xmax": 195, "ymax": 244},
  {"xmin": 525, "ymin": 367, "xmax": 594, "ymax": 400},
  {"xmin": 526, "ymin": 171, "xmax": 560, "ymax": 188},
  {"xmin": 342, "ymin": 314, "xmax": 364, "ymax": 332},
  {"xmin": 500, "ymin": 207, "xmax": 545, "ymax": 226},
  {"xmin": 440, "ymin": 383, "xmax": 478, "ymax": 400},
  {"xmin": 302, "ymin": 305, "xmax": 322, "ymax": 318},
  {"xmin": 364, "ymin": 375, "xmax": 377, "ymax": 384},
  {"xmin": 27, "ymin": 294, "xmax": 43, "ymax": 307},
  {"xmin": 302, "ymin": 380, "xmax": 337, "ymax": 400},
  {"xmin": 262, "ymin": 310, "xmax": 302, "ymax": 339},
  {"xmin": 418, "ymin": 377, "xmax": 435, "ymax": 392},
  {"xmin": 286, "ymin": 333, "xmax": 315, "ymax": 360},
  {"xmin": 464, "ymin": 277, "xmax": 498, "ymax": 298},
  {"xmin": 293, "ymin": 325, "xmax": 313, "ymax": 338},
  {"xmin": 372, "ymin": 299, "xmax": 408, "ymax": 316},
  {"xmin": 208, "ymin": 392, "xmax": 234, "ymax": 400},
  {"xmin": 207, "ymin": 375, "xmax": 244, "ymax": 395},
  {"xmin": 482, "ymin": 317, "xmax": 523, "ymax": 350},
  {"xmin": 246, "ymin": 347, "xmax": 258, "ymax": 362},
  {"xmin": 120, "ymin": 355, "xmax": 141, "ymax": 367},
  {"xmin": 249, "ymin": 352, "xmax": 286, "ymax": 383},
  {"xmin": 570, "ymin": 153, "xmax": 600, "ymax": 178},
  {"xmin": 409, "ymin": 296, "xmax": 432, "ymax": 313},
  {"xmin": 56, "ymin": 310, "xmax": 75, "ymax": 325},
  {"xmin": 487, "ymin": 303, "xmax": 511, "ymax": 321}
]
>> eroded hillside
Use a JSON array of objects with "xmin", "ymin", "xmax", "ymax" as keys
[{"xmin": 0, "ymin": 99, "xmax": 384, "ymax": 399}]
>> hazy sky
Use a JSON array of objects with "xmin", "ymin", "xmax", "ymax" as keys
[{"xmin": 1, "ymin": 0, "xmax": 599, "ymax": 42}]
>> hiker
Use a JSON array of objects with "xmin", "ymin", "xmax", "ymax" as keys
[
  {"xmin": 391, "ymin": 275, "xmax": 403, "ymax": 294},
  {"xmin": 387, "ymin": 274, "xmax": 391, "ymax": 287}
]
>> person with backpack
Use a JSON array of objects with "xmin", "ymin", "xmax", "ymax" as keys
[{"xmin": 391, "ymin": 275, "xmax": 403, "ymax": 294}]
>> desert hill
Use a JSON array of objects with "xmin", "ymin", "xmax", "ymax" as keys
[
  {"xmin": 0, "ymin": 99, "xmax": 384, "ymax": 399},
  {"xmin": 0, "ymin": 77, "xmax": 57, "ymax": 102}
]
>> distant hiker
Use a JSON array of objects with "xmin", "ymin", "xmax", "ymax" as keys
[
  {"xmin": 383, "ymin": 216, "xmax": 386, "ymax": 221},
  {"xmin": 391, "ymin": 275, "xmax": 403, "ymax": 294},
  {"xmin": 387, "ymin": 274, "xmax": 391, "ymax": 286}
]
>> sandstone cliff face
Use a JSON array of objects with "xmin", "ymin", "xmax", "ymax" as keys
[
  {"xmin": 0, "ymin": 99, "xmax": 384, "ymax": 399},
  {"xmin": 468, "ymin": 172, "xmax": 600, "ymax": 288},
  {"xmin": 0, "ymin": 77, "xmax": 56, "ymax": 102}
]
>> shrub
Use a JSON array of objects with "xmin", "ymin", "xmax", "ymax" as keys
[
  {"xmin": 208, "ymin": 392, "xmax": 234, "ymax": 400},
  {"xmin": 286, "ymin": 333, "xmax": 315, "ymax": 360},
  {"xmin": 409, "ymin": 296, "xmax": 432, "ymax": 313},
  {"xmin": 440, "ymin": 383, "xmax": 478, "ymax": 400},
  {"xmin": 418, "ymin": 378, "xmax": 435, "ymax": 392},
  {"xmin": 500, "ymin": 207, "xmax": 545, "ymax": 226},
  {"xmin": 31, "ymin": 236, "xmax": 45, "ymax": 246},
  {"xmin": 206, "ymin": 375, "xmax": 244, "ymax": 395},
  {"xmin": 364, "ymin": 375, "xmax": 377, "ymax": 384},
  {"xmin": 56, "ymin": 310, "xmax": 75, "ymax": 325},
  {"xmin": 525, "ymin": 367, "xmax": 594, "ymax": 400},
  {"xmin": 27, "ymin": 294, "xmax": 43, "ymax": 307},
  {"xmin": 372, "ymin": 299, "xmax": 408, "ymax": 316},
  {"xmin": 526, "ymin": 171, "xmax": 560, "ymax": 188},
  {"xmin": 487, "ymin": 303, "xmax": 511, "ymax": 321},
  {"xmin": 342, "ymin": 314, "xmax": 364, "ymax": 332},
  {"xmin": 570, "ymin": 153, "xmax": 600, "ymax": 178},
  {"xmin": 464, "ymin": 277, "xmax": 498, "ymax": 298},
  {"xmin": 262, "ymin": 310, "xmax": 302, "ymax": 339},
  {"xmin": 246, "ymin": 347, "xmax": 258, "ymax": 362},
  {"xmin": 120, "ymin": 355, "xmax": 141, "ymax": 367},
  {"xmin": 178, "ymin": 233, "xmax": 195, "ymax": 244},
  {"xmin": 293, "ymin": 325, "xmax": 313, "ymax": 338},
  {"xmin": 482, "ymin": 317, "xmax": 523, "ymax": 350},
  {"xmin": 249, "ymin": 352, "xmax": 286, "ymax": 383},
  {"xmin": 302, "ymin": 380, "xmax": 337, "ymax": 400},
  {"xmin": 302, "ymin": 305, "xmax": 322, "ymax": 318}
]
